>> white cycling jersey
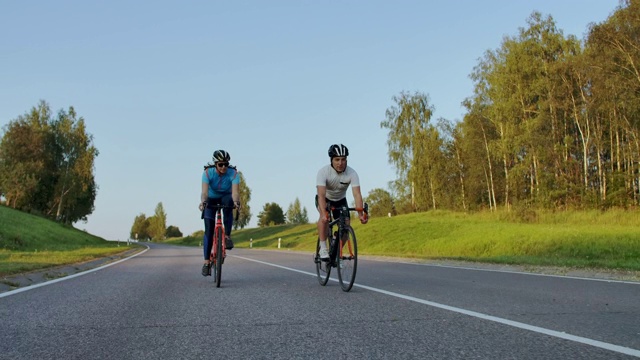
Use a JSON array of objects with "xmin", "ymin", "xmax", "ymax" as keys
[{"xmin": 316, "ymin": 164, "xmax": 360, "ymax": 201}]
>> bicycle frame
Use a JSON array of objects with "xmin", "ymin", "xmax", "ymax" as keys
[
  {"xmin": 202, "ymin": 203, "xmax": 236, "ymax": 288},
  {"xmin": 211, "ymin": 207, "xmax": 226, "ymax": 266},
  {"xmin": 315, "ymin": 203, "xmax": 368, "ymax": 292},
  {"xmin": 327, "ymin": 206, "xmax": 355, "ymax": 265}
]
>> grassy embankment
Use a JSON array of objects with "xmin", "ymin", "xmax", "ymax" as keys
[
  {"xmin": 2, "ymin": 204, "xmax": 639, "ymax": 277},
  {"xmin": 168, "ymin": 209, "xmax": 640, "ymax": 271},
  {"xmin": 0, "ymin": 205, "xmax": 141, "ymax": 277}
]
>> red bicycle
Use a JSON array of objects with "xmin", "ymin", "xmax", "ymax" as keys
[{"xmin": 202, "ymin": 203, "xmax": 236, "ymax": 288}]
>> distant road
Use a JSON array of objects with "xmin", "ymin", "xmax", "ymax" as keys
[{"xmin": 1, "ymin": 243, "xmax": 639, "ymax": 359}]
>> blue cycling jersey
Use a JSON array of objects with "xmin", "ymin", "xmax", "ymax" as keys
[{"xmin": 202, "ymin": 167, "xmax": 240, "ymax": 198}]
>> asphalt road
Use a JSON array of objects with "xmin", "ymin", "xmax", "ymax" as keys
[{"xmin": 1, "ymin": 243, "xmax": 639, "ymax": 359}]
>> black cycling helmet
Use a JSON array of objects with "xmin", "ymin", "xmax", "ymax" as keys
[
  {"xmin": 328, "ymin": 144, "xmax": 349, "ymax": 158},
  {"xmin": 212, "ymin": 149, "xmax": 230, "ymax": 163}
]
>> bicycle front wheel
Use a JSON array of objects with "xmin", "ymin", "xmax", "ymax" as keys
[
  {"xmin": 337, "ymin": 226, "xmax": 357, "ymax": 292},
  {"xmin": 214, "ymin": 227, "xmax": 224, "ymax": 288},
  {"xmin": 315, "ymin": 237, "xmax": 331, "ymax": 286}
]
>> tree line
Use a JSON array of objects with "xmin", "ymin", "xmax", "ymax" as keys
[
  {"xmin": 0, "ymin": 98, "xmax": 306, "ymax": 232},
  {"xmin": 256, "ymin": 198, "xmax": 309, "ymax": 227},
  {"xmin": 368, "ymin": 2, "xmax": 640, "ymax": 216},
  {"xmin": 7, "ymin": 3, "xmax": 636, "ymax": 231},
  {"xmin": 129, "ymin": 202, "xmax": 181, "ymax": 241},
  {"xmin": 0, "ymin": 100, "xmax": 98, "ymax": 224},
  {"xmin": 128, "ymin": 173, "xmax": 309, "ymax": 236}
]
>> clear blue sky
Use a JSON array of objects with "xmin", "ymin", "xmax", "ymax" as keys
[{"xmin": 1, "ymin": 1, "xmax": 618, "ymax": 240}]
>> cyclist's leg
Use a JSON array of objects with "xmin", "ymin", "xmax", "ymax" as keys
[
  {"xmin": 315, "ymin": 195, "xmax": 330, "ymax": 258},
  {"xmin": 315, "ymin": 195, "xmax": 329, "ymax": 241},
  {"xmin": 332, "ymin": 198, "xmax": 350, "ymax": 243},
  {"xmin": 220, "ymin": 194, "xmax": 234, "ymax": 237},
  {"xmin": 219, "ymin": 194, "xmax": 234, "ymax": 249},
  {"xmin": 202, "ymin": 216, "xmax": 215, "ymax": 276},
  {"xmin": 203, "ymin": 197, "xmax": 219, "ymax": 261},
  {"xmin": 203, "ymin": 217, "xmax": 215, "ymax": 262},
  {"xmin": 343, "ymin": 217, "xmax": 351, "ymax": 242}
]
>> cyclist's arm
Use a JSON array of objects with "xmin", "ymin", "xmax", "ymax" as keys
[
  {"xmin": 232, "ymin": 183, "xmax": 240, "ymax": 204},
  {"xmin": 200, "ymin": 181, "xmax": 209, "ymax": 210},
  {"xmin": 317, "ymin": 186, "xmax": 329, "ymax": 220},
  {"xmin": 352, "ymin": 186, "xmax": 364, "ymax": 210},
  {"xmin": 352, "ymin": 186, "xmax": 368, "ymax": 223}
]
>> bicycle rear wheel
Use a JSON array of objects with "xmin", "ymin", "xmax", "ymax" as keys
[
  {"xmin": 214, "ymin": 227, "xmax": 224, "ymax": 288},
  {"xmin": 337, "ymin": 226, "xmax": 357, "ymax": 292},
  {"xmin": 315, "ymin": 237, "xmax": 331, "ymax": 286}
]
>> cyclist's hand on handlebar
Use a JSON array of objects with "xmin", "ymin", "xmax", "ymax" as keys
[{"xmin": 359, "ymin": 213, "xmax": 368, "ymax": 224}]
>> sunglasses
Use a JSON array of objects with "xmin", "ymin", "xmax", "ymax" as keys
[{"xmin": 216, "ymin": 162, "xmax": 229, "ymax": 168}]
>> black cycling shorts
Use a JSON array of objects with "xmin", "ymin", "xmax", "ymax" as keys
[{"xmin": 315, "ymin": 195, "xmax": 350, "ymax": 220}]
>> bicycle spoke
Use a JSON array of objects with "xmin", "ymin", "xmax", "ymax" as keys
[
  {"xmin": 337, "ymin": 227, "xmax": 357, "ymax": 292},
  {"xmin": 315, "ymin": 237, "xmax": 331, "ymax": 286}
]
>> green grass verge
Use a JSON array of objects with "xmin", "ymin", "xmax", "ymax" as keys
[
  {"xmin": 3, "ymin": 203, "xmax": 639, "ymax": 276},
  {"xmin": 0, "ymin": 205, "xmax": 142, "ymax": 276},
  {"xmin": 166, "ymin": 209, "xmax": 640, "ymax": 271}
]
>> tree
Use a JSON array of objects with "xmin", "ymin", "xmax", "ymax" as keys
[
  {"xmin": 466, "ymin": 12, "xmax": 584, "ymax": 209},
  {"xmin": 0, "ymin": 100, "xmax": 98, "ymax": 222},
  {"xmin": 365, "ymin": 188, "xmax": 395, "ymax": 217},
  {"xmin": 148, "ymin": 202, "xmax": 167, "ymax": 241},
  {"xmin": 412, "ymin": 121, "xmax": 446, "ymax": 210},
  {"xmin": 165, "ymin": 225, "xmax": 183, "ymax": 238},
  {"xmin": 459, "ymin": 103, "xmax": 501, "ymax": 211},
  {"xmin": 585, "ymin": 0, "xmax": 640, "ymax": 206},
  {"xmin": 438, "ymin": 118, "xmax": 469, "ymax": 211},
  {"xmin": 48, "ymin": 107, "xmax": 99, "ymax": 223},
  {"xmin": 286, "ymin": 197, "xmax": 309, "ymax": 224},
  {"xmin": 257, "ymin": 202, "xmax": 285, "ymax": 227},
  {"xmin": 130, "ymin": 213, "xmax": 151, "ymax": 240},
  {"xmin": 0, "ymin": 101, "xmax": 51, "ymax": 210},
  {"xmin": 380, "ymin": 91, "xmax": 438, "ymax": 211},
  {"xmin": 234, "ymin": 171, "xmax": 252, "ymax": 230}
]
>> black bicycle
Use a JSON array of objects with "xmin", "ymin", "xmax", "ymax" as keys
[{"xmin": 314, "ymin": 203, "xmax": 368, "ymax": 292}]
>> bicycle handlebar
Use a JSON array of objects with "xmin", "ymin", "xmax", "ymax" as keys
[
  {"xmin": 327, "ymin": 203, "xmax": 369, "ymax": 214},
  {"xmin": 325, "ymin": 202, "xmax": 369, "ymax": 222},
  {"xmin": 201, "ymin": 202, "xmax": 240, "ymax": 221}
]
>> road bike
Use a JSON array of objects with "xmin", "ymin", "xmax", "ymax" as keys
[
  {"xmin": 202, "ymin": 203, "xmax": 236, "ymax": 288},
  {"xmin": 314, "ymin": 203, "xmax": 368, "ymax": 292}
]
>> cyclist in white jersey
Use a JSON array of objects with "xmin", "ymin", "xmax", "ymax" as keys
[{"xmin": 316, "ymin": 144, "xmax": 368, "ymax": 259}]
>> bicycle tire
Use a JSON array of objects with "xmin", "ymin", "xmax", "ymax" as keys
[
  {"xmin": 214, "ymin": 226, "xmax": 224, "ymax": 288},
  {"xmin": 337, "ymin": 226, "xmax": 357, "ymax": 292},
  {"xmin": 315, "ymin": 236, "xmax": 331, "ymax": 286}
]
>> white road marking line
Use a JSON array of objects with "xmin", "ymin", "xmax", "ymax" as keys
[
  {"xmin": 391, "ymin": 261, "xmax": 640, "ymax": 285},
  {"xmin": 234, "ymin": 254, "xmax": 640, "ymax": 358},
  {"xmin": 0, "ymin": 246, "xmax": 149, "ymax": 298}
]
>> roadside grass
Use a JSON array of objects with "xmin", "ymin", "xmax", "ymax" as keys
[
  {"xmin": 167, "ymin": 208, "xmax": 640, "ymax": 271},
  {"xmin": 3, "ymin": 202, "xmax": 639, "ymax": 276},
  {"xmin": 0, "ymin": 205, "xmax": 141, "ymax": 276}
]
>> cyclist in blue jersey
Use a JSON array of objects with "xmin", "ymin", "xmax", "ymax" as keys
[
  {"xmin": 316, "ymin": 144, "xmax": 368, "ymax": 260},
  {"xmin": 199, "ymin": 149, "xmax": 241, "ymax": 276}
]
